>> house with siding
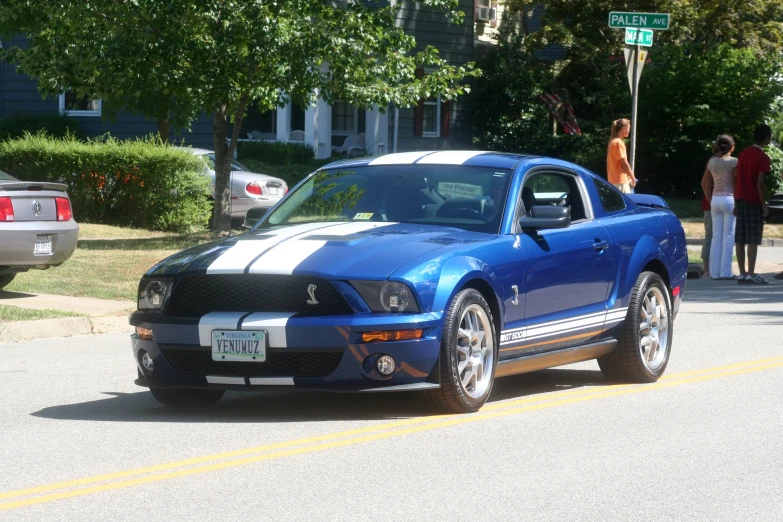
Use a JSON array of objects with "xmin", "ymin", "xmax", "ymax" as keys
[{"xmin": 0, "ymin": 1, "xmax": 545, "ymax": 158}]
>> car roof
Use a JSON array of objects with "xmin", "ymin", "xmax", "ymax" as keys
[
  {"xmin": 182, "ymin": 147, "xmax": 214, "ymax": 156},
  {"xmin": 322, "ymin": 151, "xmax": 530, "ymax": 170}
]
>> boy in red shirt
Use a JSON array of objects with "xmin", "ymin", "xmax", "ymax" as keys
[{"xmin": 734, "ymin": 124, "xmax": 772, "ymax": 284}]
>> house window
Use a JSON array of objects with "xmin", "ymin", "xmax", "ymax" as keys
[
  {"xmin": 331, "ymin": 101, "xmax": 358, "ymax": 135},
  {"xmin": 422, "ymin": 96, "xmax": 441, "ymax": 137},
  {"xmin": 59, "ymin": 90, "xmax": 101, "ymax": 116}
]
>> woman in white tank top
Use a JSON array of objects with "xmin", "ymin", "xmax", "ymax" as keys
[{"xmin": 702, "ymin": 134, "xmax": 738, "ymax": 279}]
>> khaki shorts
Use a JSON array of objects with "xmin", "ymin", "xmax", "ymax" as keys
[{"xmin": 613, "ymin": 182, "xmax": 632, "ymax": 194}]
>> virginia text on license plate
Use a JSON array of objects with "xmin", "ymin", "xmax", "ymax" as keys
[{"xmin": 212, "ymin": 330, "xmax": 266, "ymax": 362}]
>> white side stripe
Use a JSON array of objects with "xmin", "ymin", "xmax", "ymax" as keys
[
  {"xmin": 241, "ymin": 313, "xmax": 294, "ymax": 348},
  {"xmin": 207, "ymin": 376, "xmax": 245, "ymax": 385},
  {"xmin": 248, "ymin": 377, "xmax": 295, "ymax": 385},
  {"xmin": 499, "ymin": 307, "xmax": 629, "ymax": 346},
  {"xmin": 415, "ymin": 151, "xmax": 488, "ymax": 165},
  {"xmin": 198, "ymin": 312, "xmax": 247, "ymax": 346}
]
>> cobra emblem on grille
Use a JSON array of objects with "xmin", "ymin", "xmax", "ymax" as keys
[
  {"xmin": 32, "ymin": 200, "xmax": 42, "ymax": 217},
  {"xmin": 306, "ymin": 284, "xmax": 319, "ymax": 305}
]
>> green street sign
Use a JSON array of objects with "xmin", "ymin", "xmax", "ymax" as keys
[
  {"xmin": 609, "ymin": 12, "xmax": 670, "ymax": 30},
  {"xmin": 625, "ymin": 28, "xmax": 654, "ymax": 47}
]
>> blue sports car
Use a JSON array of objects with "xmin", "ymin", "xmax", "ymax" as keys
[{"xmin": 130, "ymin": 151, "xmax": 687, "ymax": 413}]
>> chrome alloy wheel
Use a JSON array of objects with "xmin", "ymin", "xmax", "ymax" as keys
[
  {"xmin": 456, "ymin": 304, "xmax": 495, "ymax": 399},
  {"xmin": 639, "ymin": 286, "xmax": 669, "ymax": 371}
]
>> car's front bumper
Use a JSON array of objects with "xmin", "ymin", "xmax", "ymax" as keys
[
  {"xmin": 130, "ymin": 312, "xmax": 444, "ymax": 392},
  {"xmin": 0, "ymin": 220, "xmax": 79, "ymax": 270}
]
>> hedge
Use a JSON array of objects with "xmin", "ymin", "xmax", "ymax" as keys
[
  {"xmin": 0, "ymin": 113, "xmax": 82, "ymax": 141},
  {"xmin": 238, "ymin": 140, "xmax": 315, "ymax": 165},
  {"xmin": 0, "ymin": 134, "xmax": 211, "ymax": 232}
]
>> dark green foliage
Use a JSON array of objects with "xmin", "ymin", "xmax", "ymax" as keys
[
  {"xmin": 0, "ymin": 113, "xmax": 82, "ymax": 141},
  {"xmin": 767, "ymin": 144, "xmax": 783, "ymax": 198},
  {"xmin": 238, "ymin": 141, "xmax": 315, "ymax": 166},
  {"xmin": 0, "ymin": 134, "xmax": 211, "ymax": 232}
]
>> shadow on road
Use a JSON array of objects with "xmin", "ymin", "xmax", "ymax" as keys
[
  {"xmin": 0, "ymin": 290, "xmax": 39, "ymax": 300},
  {"xmin": 31, "ymin": 368, "xmax": 608, "ymax": 424}
]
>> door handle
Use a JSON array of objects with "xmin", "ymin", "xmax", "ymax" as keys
[{"xmin": 593, "ymin": 240, "xmax": 609, "ymax": 251}]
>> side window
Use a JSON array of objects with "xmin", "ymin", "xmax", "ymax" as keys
[
  {"xmin": 593, "ymin": 178, "xmax": 627, "ymax": 213},
  {"xmin": 522, "ymin": 172, "xmax": 587, "ymax": 221}
]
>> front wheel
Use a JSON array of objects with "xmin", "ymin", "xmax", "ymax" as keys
[
  {"xmin": 598, "ymin": 271, "xmax": 673, "ymax": 382},
  {"xmin": 149, "ymin": 387, "xmax": 225, "ymax": 408},
  {"xmin": 423, "ymin": 288, "xmax": 497, "ymax": 413}
]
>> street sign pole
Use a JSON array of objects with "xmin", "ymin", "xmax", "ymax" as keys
[{"xmin": 629, "ymin": 44, "xmax": 639, "ymax": 171}]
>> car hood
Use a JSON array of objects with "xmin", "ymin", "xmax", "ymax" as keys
[{"xmin": 146, "ymin": 222, "xmax": 495, "ymax": 279}]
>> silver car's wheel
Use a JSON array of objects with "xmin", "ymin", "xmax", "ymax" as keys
[
  {"xmin": 424, "ymin": 288, "xmax": 497, "ymax": 413},
  {"xmin": 456, "ymin": 304, "xmax": 495, "ymax": 399},
  {"xmin": 639, "ymin": 286, "xmax": 669, "ymax": 372},
  {"xmin": 598, "ymin": 271, "xmax": 673, "ymax": 383}
]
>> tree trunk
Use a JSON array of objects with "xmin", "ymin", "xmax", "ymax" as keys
[
  {"xmin": 212, "ymin": 105, "xmax": 232, "ymax": 236},
  {"xmin": 157, "ymin": 117, "xmax": 170, "ymax": 143}
]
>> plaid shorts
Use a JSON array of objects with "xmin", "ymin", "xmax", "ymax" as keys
[{"xmin": 735, "ymin": 200, "xmax": 763, "ymax": 245}]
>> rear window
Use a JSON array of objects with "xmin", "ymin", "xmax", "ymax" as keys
[{"xmin": 0, "ymin": 169, "xmax": 18, "ymax": 181}]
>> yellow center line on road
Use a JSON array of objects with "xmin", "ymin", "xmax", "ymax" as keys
[{"xmin": 2, "ymin": 356, "xmax": 783, "ymax": 512}]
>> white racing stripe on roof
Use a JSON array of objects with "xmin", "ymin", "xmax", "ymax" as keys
[
  {"xmin": 241, "ymin": 313, "xmax": 295, "ymax": 348},
  {"xmin": 206, "ymin": 222, "xmax": 340, "ymax": 274},
  {"xmin": 198, "ymin": 312, "xmax": 247, "ymax": 346},
  {"xmin": 247, "ymin": 222, "xmax": 393, "ymax": 275},
  {"xmin": 368, "ymin": 151, "xmax": 436, "ymax": 165},
  {"xmin": 415, "ymin": 151, "xmax": 488, "ymax": 165}
]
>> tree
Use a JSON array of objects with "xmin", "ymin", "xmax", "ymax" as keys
[{"xmin": 1, "ymin": 0, "xmax": 477, "ymax": 234}]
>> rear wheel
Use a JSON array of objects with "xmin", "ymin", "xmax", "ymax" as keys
[
  {"xmin": 149, "ymin": 388, "xmax": 225, "ymax": 408},
  {"xmin": 424, "ymin": 289, "xmax": 497, "ymax": 413},
  {"xmin": 598, "ymin": 271, "xmax": 672, "ymax": 382},
  {"xmin": 0, "ymin": 274, "xmax": 16, "ymax": 290}
]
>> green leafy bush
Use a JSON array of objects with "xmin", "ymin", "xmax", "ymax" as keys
[
  {"xmin": 0, "ymin": 113, "xmax": 82, "ymax": 141},
  {"xmin": 238, "ymin": 140, "xmax": 315, "ymax": 165},
  {"xmin": 767, "ymin": 144, "xmax": 783, "ymax": 198},
  {"xmin": 0, "ymin": 133, "xmax": 211, "ymax": 232}
]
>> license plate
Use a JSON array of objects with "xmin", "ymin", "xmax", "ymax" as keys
[
  {"xmin": 212, "ymin": 330, "xmax": 266, "ymax": 362},
  {"xmin": 33, "ymin": 235, "xmax": 52, "ymax": 256},
  {"xmin": 268, "ymin": 187, "xmax": 279, "ymax": 195}
]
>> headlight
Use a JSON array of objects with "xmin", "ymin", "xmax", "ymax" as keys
[
  {"xmin": 350, "ymin": 281, "xmax": 420, "ymax": 313},
  {"xmin": 138, "ymin": 279, "xmax": 171, "ymax": 310}
]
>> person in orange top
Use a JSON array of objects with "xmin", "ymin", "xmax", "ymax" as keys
[{"xmin": 606, "ymin": 118, "xmax": 637, "ymax": 193}]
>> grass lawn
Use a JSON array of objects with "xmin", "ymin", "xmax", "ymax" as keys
[
  {"xmin": 0, "ymin": 305, "xmax": 83, "ymax": 322},
  {"xmin": 5, "ymin": 226, "xmax": 219, "ymax": 301},
  {"xmin": 681, "ymin": 218, "xmax": 783, "ymax": 238}
]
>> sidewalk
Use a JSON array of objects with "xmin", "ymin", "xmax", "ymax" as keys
[{"xmin": 0, "ymin": 291, "xmax": 133, "ymax": 342}]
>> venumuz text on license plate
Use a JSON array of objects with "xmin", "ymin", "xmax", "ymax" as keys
[{"xmin": 212, "ymin": 330, "xmax": 266, "ymax": 362}]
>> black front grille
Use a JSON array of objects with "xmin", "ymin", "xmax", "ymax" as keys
[
  {"xmin": 166, "ymin": 274, "xmax": 353, "ymax": 317},
  {"xmin": 161, "ymin": 347, "xmax": 344, "ymax": 378}
]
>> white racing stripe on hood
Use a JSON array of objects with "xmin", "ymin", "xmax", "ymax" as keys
[
  {"xmin": 368, "ymin": 151, "xmax": 436, "ymax": 165},
  {"xmin": 415, "ymin": 151, "xmax": 488, "ymax": 165},
  {"xmin": 198, "ymin": 312, "xmax": 247, "ymax": 346},
  {"xmin": 247, "ymin": 222, "xmax": 394, "ymax": 275},
  {"xmin": 241, "ymin": 313, "xmax": 295, "ymax": 348},
  {"xmin": 206, "ymin": 222, "xmax": 340, "ymax": 274}
]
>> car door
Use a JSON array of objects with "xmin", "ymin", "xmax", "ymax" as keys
[{"xmin": 502, "ymin": 168, "xmax": 618, "ymax": 358}]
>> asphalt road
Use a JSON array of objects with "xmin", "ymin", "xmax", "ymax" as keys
[{"xmin": 1, "ymin": 277, "xmax": 782, "ymax": 521}]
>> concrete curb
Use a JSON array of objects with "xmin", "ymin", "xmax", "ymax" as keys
[
  {"xmin": 686, "ymin": 237, "xmax": 783, "ymax": 247},
  {"xmin": 0, "ymin": 315, "xmax": 130, "ymax": 343}
]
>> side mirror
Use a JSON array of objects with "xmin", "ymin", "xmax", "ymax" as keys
[{"xmin": 518, "ymin": 205, "xmax": 571, "ymax": 230}]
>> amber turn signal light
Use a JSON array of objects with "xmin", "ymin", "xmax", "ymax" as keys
[
  {"xmin": 361, "ymin": 329, "xmax": 423, "ymax": 343},
  {"xmin": 136, "ymin": 327, "xmax": 154, "ymax": 340}
]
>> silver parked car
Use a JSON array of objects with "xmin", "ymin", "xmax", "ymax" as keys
[
  {"xmin": 189, "ymin": 149, "xmax": 289, "ymax": 220},
  {"xmin": 0, "ymin": 169, "xmax": 79, "ymax": 289}
]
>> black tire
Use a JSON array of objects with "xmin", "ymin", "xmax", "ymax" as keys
[
  {"xmin": 0, "ymin": 274, "xmax": 15, "ymax": 290},
  {"xmin": 423, "ymin": 288, "xmax": 498, "ymax": 413},
  {"xmin": 598, "ymin": 271, "xmax": 673, "ymax": 383},
  {"xmin": 149, "ymin": 388, "xmax": 225, "ymax": 408}
]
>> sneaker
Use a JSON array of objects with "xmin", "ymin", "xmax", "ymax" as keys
[
  {"xmin": 738, "ymin": 274, "xmax": 750, "ymax": 285},
  {"xmin": 747, "ymin": 274, "xmax": 769, "ymax": 285}
]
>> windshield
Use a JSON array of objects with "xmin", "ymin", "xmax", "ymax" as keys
[
  {"xmin": 204, "ymin": 154, "xmax": 250, "ymax": 172},
  {"xmin": 0, "ymin": 169, "xmax": 18, "ymax": 181},
  {"xmin": 255, "ymin": 165, "xmax": 513, "ymax": 234}
]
